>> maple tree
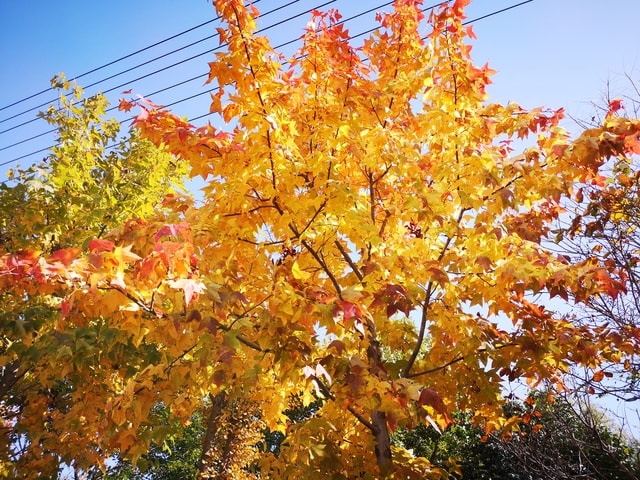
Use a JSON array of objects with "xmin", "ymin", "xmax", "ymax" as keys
[{"xmin": 2, "ymin": 0, "xmax": 640, "ymax": 478}]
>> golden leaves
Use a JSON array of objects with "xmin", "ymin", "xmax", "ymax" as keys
[{"xmin": 3, "ymin": 1, "xmax": 640, "ymax": 478}]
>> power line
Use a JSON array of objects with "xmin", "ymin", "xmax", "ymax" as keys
[
  {"xmin": 0, "ymin": 32, "xmax": 220, "ymax": 127},
  {"xmin": 166, "ymin": 1, "xmax": 538, "ymax": 124},
  {"xmin": 0, "ymin": 0, "xmax": 358, "ymax": 151},
  {"xmin": 0, "ymin": 0, "xmax": 535, "ymax": 170},
  {"xmin": 0, "ymin": 0, "xmax": 387, "ymax": 166},
  {"xmin": 0, "ymin": 0, "xmax": 263, "ymax": 114},
  {"xmin": 462, "ymin": 0, "xmax": 532, "ymax": 24},
  {"xmin": 0, "ymin": 0, "xmax": 303, "ymax": 131},
  {"xmin": 0, "ymin": 0, "xmax": 301, "ymax": 127},
  {"xmin": 0, "ymin": 0, "xmax": 331, "ymax": 145}
]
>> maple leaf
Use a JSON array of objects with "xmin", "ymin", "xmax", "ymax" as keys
[
  {"xmin": 154, "ymin": 222, "xmax": 191, "ymax": 241},
  {"xmin": 336, "ymin": 300, "xmax": 361, "ymax": 321},
  {"xmin": 48, "ymin": 247, "xmax": 81, "ymax": 267},
  {"xmin": 88, "ymin": 238, "xmax": 115, "ymax": 253},
  {"xmin": 118, "ymin": 98, "xmax": 134, "ymax": 112},
  {"xmin": 608, "ymin": 98, "xmax": 623, "ymax": 115},
  {"xmin": 168, "ymin": 278, "xmax": 205, "ymax": 306},
  {"xmin": 419, "ymin": 388, "xmax": 453, "ymax": 428},
  {"xmin": 372, "ymin": 284, "xmax": 414, "ymax": 318}
]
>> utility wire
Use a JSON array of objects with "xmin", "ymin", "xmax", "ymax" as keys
[
  {"xmin": 0, "ymin": 0, "xmax": 358, "ymax": 151},
  {"xmin": 0, "ymin": 0, "xmax": 334, "ymax": 152},
  {"xmin": 0, "ymin": 0, "xmax": 305, "ymax": 136},
  {"xmin": 0, "ymin": 0, "xmax": 535, "ymax": 169},
  {"xmin": 0, "ymin": 0, "xmax": 262, "ymax": 113},
  {"xmin": 0, "ymin": 0, "xmax": 291, "ymax": 127},
  {"xmin": 462, "ymin": 0, "xmax": 532, "ymax": 24},
  {"xmin": 110, "ymin": 0, "xmax": 388, "ymax": 118}
]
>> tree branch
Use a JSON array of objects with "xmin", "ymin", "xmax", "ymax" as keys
[
  {"xmin": 403, "ymin": 208, "xmax": 468, "ymax": 377},
  {"xmin": 301, "ymin": 239, "xmax": 342, "ymax": 297},
  {"xmin": 217, "ymin": 322, "xmax": 265, "ymax": 353},
  {"xmin": 230, "ymin": 3, "xmax": 277, "ymax": 190},
  {"xmin": 104, "ymin": 285, "xmax": 155, "ymax": 315},
  {"xmin": 402, "ymin": 282, "xmax": 434, "ymax": 377},
  {"xmin": 406, "ymin": 343, "xmax": 516, "ymax": 379},
  {"xmin": 334, "ymin": 239, "xmax": 364, "ymax": 282},
  {"xmin": 313, "ymin": 376, "xmax": 375, "ymax": 432}
]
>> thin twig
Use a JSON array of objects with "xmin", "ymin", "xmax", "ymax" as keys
[
  {"xmin": 406, "ymin": 343, "xmax": 515, "ymax": 379},
  {"xmin": 403, "ymin": 208, "xmax": 467, "ymax": 377}
]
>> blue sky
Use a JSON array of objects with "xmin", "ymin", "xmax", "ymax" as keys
[{"xmin": 1, "ymin": 0, "xmax": 639, "ymax": 176}]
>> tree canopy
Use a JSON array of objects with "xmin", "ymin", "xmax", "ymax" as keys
[
  {"xmin": 0, "ymin": 77, "xmax": 186, "ymax": 478},
  {"xmin": 2, "ymin": 0, "xmax": 640, "ymax": 478}
]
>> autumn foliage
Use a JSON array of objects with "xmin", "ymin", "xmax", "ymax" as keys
[{"xmin": 2, "ymin": 0, "xmax": 640, "ymax": 478}]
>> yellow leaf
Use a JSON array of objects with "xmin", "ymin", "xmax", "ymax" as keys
[{"xmin": 291, "ymin": 260, "xmax": 310, "ymax": 280}]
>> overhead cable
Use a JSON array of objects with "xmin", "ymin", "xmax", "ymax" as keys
[
  {"xmin": 0, "ymin": 0, "xmax": 535, "ymax": 169},
  {"xmin": 0, "ymin": 0, "xmax": 263, "ymax": 113}
]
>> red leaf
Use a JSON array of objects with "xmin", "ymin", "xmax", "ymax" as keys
[
  {"xmin": 60, "ymin": 298, "xmax": 72, "ymax": 316},
  {"xmin": 419, "ymin": 388, "xmax": 453, "ymax": 426},
  {"xmin": 372, "ymin": 284, "xmax": 413, "ymax": 318},
  {"xmin": 338, "ymin": 300, "xmax": 361, "ymax": 321},
  {"xmin": 88, "ymin": 238, "xmax": 115, "ymax": 253},
  {"xmin": 475, "ymin": 256, "xmax": 493, "ymax": 271},
  {"xmin": 118, "ymin": 98, "xmax": 134, "ymax": 112},
  {"xmin": 48, "ymin": 248, "xmax": 81, "ymax": 267},
  {"xmin": 154, "ymin": 223, "xmax": 190, "ymax": 241},
  {"xmin": 345, "ymin": 372, "xmax": 363, "ymax": 395},
  {"xmin": 428, "ymin": 266, "xmax": 449, "ymax": 285},
  {"xmin": 608, "ymin": 98, "xmax": 623, "ymax": 115}
]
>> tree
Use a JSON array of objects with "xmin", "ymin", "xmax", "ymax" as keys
[
  {"xmin": 0, "ymin": 76, "xmax": 186, "ymax": 477},
  {"xmin": 559, "ymin": 81, "xmax": 640, "ymax": 403},
  {"xmin": 394, "ymin": 392, "xmax": 640, "ymax": 480},
  {"xmin": 99, "ymin": 404, "xmax": 206, "ymax": 480},
  {"xmin": 102, "ymin": 393, "xmax": 640, "ymax": 480},
  {"xmin": 491, "ymin": 392, "xmax": 639, "ymax": 480},
  {"xmin": 2, "ymin": 0, "xmax": 640, "ymax": 478},
  {"xmin": 100, "ymin": 395, "xmax": 321, "ymax": 480}
]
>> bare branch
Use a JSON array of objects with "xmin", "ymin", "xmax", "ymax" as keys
[
  {"xmin": 406, "ymin": 343, "xmax": 515, "ymax": 379},
  {"xmin": 301, "ymin": 239, "xmax": 342, "ymax": 297}
]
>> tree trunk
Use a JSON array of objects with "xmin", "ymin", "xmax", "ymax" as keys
[
  {"xmin": 366, "ymin": 318, "xmax": 394, "ymax": 477},
  {"xmin": 371, "ymin": 410, "xmax": 393, "ymax": 477},
  {"xmin": 198, "ymin": 391, "xmax": 227, "ymax": 479}
]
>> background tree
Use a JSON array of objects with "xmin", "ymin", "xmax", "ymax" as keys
[
  {"xmin": 0, "ymin": 76, "xmax": 186, "ymax": 477},
  {"xmin": 394, "ymin": 392, "xmax": 640, "ymax": 480},
  {"xmin": 557, "ymin": 80, "xmax": 640, "ymax": 404},
  {"xmin": 98, "ymin": 392, "xmax": 640, "ymax": 480},
  {"xmin": 97, "ymin": 405, "xmax": 204, "ymax": 480},
  {"xmin": 2, "ymin": 0, "xmax": 640, "ymax": 478},
  {"xmin": 494, "ymin": 392, "xmax": 639, "ymax": 480}
]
